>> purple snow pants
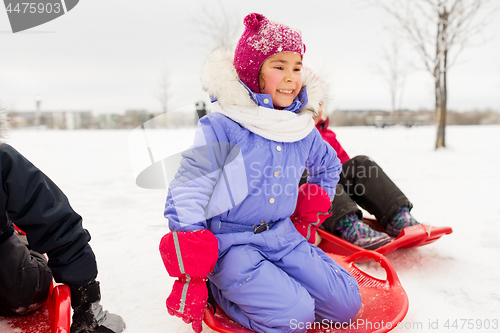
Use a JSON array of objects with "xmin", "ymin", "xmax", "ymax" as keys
[{"xmin": 209, "ymin": 218, "xmax": 361, "ymax": 333}]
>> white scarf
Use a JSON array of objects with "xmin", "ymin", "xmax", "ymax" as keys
[{"xmin": 211, "ymin": 102, "xmax": 315, "ymax": 143}]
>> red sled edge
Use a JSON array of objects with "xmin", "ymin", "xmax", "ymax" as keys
[
  {"xmin": 0, "ymin": 281, "xmax": 71, "ymax": 333},
  {"xmin": 318, "ymin": 220, "xmax": 453, "ymax": 258},
  {"xmin": 50, "ymin": 283, "xmax": 71, "ymax": 333}
]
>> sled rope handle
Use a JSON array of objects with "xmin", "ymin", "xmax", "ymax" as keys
[
  {"xmin": 347, "ymin": 250, "xmax": 400, "ymax": 286},
  {"xmin": 422, "ymin": 223, "xmax": 432, "ymax": 237}
]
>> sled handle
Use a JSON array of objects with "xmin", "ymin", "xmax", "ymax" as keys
[
  {"xmin": 347, "ymin": 250, "xmax": 400, "ymax": 286},
  {"xmin": 52, "ymin": 284, "xmax": 71, "ymax": 333}
]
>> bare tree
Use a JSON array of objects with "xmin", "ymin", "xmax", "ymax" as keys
[
  {"xmin": 191, "ymin": 1, "xmax": 241, "ymax": 52},
  {"xmin": 156, "ymin": 67, "xmax": 170, "ymax": 114},
  {"xmin": 368, "ymin": 0, "xmax": 491, "ymax": 148},
  {"xmin": 375, "ymin": 38, "xmax": 412, "ymax": 114},
  {"xmin": 0, "ymin": 99, "xmax": 11, "ymax": 138}
]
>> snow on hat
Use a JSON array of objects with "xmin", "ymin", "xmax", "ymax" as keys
[{"xmin": 234, "ymin": 13, "xmax": 306, "ymax": 94}]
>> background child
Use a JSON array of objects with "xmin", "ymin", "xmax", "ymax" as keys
[
  {"xmin": 160, "ymin": 13, "xmax": 361, "ymax": 333},
  {"xmin": 300, "ymin": 101, "xmax": 420, "ymax": 250},
  {"xmin": 0, "ymin": 108, "xmax": 125, "ymax": 333}
]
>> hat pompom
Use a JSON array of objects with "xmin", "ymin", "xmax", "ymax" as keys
[{"xmin": 244, "ymin": 13, "xmax": 266, "ymax": 31}]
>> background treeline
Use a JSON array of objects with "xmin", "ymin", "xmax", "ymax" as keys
[{"xmin": 329, "ymin": 109, "xmax": 500, "ymax": 127}]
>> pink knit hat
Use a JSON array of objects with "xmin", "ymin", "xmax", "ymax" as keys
[{"xmin": 234, "ymin": 13, "xmax": 306, "ymax": 94}]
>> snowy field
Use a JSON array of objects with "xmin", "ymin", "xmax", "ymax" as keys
[{"xmin": 4, "ymin": 124, "xmax": 500, "ymax": 333}]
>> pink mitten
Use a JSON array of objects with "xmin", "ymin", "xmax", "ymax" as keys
[
  {"xmin": 291, "ymin": 183, "xmax": 332, "ymax": 244},
  {"xmin": 159, "ymin": 229, "xmax": 218, "ymax": 333}
]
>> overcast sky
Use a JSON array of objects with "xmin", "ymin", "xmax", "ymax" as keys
[{"xmin": 1, "ymin": 0, "xmax": 499, "ymax": 114}]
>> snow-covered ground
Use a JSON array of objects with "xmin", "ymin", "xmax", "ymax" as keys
[{"xmin": 4, "ymin": 124, "xmax": 500, "ymax": 333}]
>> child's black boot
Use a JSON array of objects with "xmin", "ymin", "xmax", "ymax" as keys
[{"xmin": 70, "ymin": 281, "xmax": 125, "ymax": 333}]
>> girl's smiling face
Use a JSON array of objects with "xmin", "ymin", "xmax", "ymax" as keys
[{"xmin": 258, "ymin": 52, "xmax": 303, "ymax": 108}]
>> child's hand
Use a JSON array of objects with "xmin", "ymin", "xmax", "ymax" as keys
[
  {"xmin": 159, "ymin": 230, "xmax": 219, "ymax": 333},
  {"xmin": 166, "ymin": 276, "xmax": 207, "ymax": 333},
  {"xmin": 291, "ymin": 183, "xmax": 332, "ymax": 244}
]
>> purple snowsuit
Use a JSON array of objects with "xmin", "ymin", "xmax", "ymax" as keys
[{"xmin": 165, "ymin": 50, "xmax": 361, "ymax": 333}]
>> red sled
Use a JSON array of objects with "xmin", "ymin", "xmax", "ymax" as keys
[
  {"xmin": 318, "ymin": 218, "xmax": 453, "ymax": 257},
  {"xmin": 204, "ymin": 250, "xmax": 409, "ymax": 333},
  {"xmin": 0, "ymin": 281, "xmax": 71, "ymax": 333}
]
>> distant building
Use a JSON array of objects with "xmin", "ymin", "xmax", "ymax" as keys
[
  {"xmin": 9, "ymin": 106, "xmax": 204, "ymax": 130},
  {"xmin": 122, "ymin": 110, "xmax": 152, "ymax": 128},
  {"xmin": 10, "ymin": 110, "xmax": 94, "ymax": 129}
]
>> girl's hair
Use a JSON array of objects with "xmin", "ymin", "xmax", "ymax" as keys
[{"xmin": 233, "ymin": 13, "xmax": 305, "ymax": 94}]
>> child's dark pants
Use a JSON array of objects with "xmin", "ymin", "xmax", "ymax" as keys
[{"xmin": 302, "ymin": 155, "xmax": 413, "ymax": 233}]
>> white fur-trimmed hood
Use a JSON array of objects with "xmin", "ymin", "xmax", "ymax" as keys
[{"xmin": 201, "ymin": 47, "xmax": 325, "ymax": 117}]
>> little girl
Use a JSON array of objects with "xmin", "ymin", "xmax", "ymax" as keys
[{"xmin": 159, "ymin": 13, "xmax": 361, "ymax": 333}]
